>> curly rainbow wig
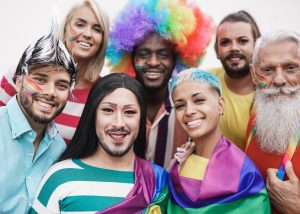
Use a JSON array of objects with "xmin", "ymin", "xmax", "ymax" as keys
[{"xmin": 106, "ymin": 0, "xmax": 213, "ymax": 77}]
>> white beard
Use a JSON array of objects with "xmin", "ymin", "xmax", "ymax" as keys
[{"xmin": 254, "ymin": 86, "xmax": 300, "ymax": 154}]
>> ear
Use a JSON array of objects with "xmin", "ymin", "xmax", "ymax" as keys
[
  {"xmin": 249, "ymin": 63, "xmax": 258, "ymax": 86},
  {"xmin": 218, "ymin": 96, "xmax": 225, "ymax": 115},
  {"xmin": 15, "ymin": 76, "xmax": 23, "ymax": 93}
]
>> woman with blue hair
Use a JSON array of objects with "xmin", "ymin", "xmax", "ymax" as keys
[{"xmin": 168, "ymin": 68, "xmax": 270, "ymax": 213}]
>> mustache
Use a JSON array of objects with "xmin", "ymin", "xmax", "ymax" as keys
[
  {"xmin": 262, "ymin": 86, "xmax": 300, "ymax": 95},
  {"xmin": 105, "ymin": 127, "xmax": 131, "ymax": 134},
  {"xmin": 225, "ymin": 52, "xmax": 245, "ymax": 61}
]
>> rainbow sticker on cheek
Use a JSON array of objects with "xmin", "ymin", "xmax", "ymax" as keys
[
  {"xmin": 68, "ymin": 25, "xmax": 79, "ymax": 41},
  {"xmin": 22, "ymin": 76, "xmax": 43, "ymax": 96}
]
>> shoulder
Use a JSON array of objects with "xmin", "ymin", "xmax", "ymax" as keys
[{"xmin": 206, "ymin": 67, "xmax": 224, "ymax": 77}]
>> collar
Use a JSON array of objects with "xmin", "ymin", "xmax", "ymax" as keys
[{"xmin": 7, "ymin": 96, "xmax": 59, "ymax": 140}]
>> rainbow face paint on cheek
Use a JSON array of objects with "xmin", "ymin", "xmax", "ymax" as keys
[
  {"xmin": 256, "ymin": 73, "xmax": 268, "ymax": 89},
  {"xmin": 68, "ymin": 25, "xmax": 79, "ymax": 41},
  {"xmin": 134, "ymin": 61, "xmax": 146, "ymax": 71},
  {"xmin": 22, "ymin": 76, "xmax": 43, "ymax": 96}
]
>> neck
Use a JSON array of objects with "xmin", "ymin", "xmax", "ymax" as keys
[
  {"xmin": 83, "ymin": 147, "xmax": 135, "ymax": 171},
  {"xmin": 194, "ymin": 127, "xmax": 222, "ymax": 159},
  {"xmin": 17, "ymin": 96, "xmax": 46, "ymax": 153},
  {"xmin": 145, "ymin": 86, "xmax": 168, "ymax": 123},
  {"xmin": 75, "ymin": 62, "xmax": 95, "ymax": 89},
  {"xmin": 224, "ymin": 73, "xmax": 254, "ymax": 95}
]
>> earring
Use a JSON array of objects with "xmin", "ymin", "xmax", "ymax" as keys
[{"xmin": 219, "ymin": 112, "xmax": 224, "ymax": 116}]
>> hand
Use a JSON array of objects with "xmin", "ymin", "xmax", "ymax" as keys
[
  {"xmin": 266, "ymin": 161, "xmax": 300, "ymax": 214},
  {"xmin": 173, "ymin": 140, "xmax": 195, "ymax": 164}
]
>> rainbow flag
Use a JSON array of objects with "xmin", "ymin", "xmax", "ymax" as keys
[
  {"xmin": 97, "ymin": 157, "xmax": 169, "ymax": 214},
  {"xmin": 168, "ymin": 136, "xmax": 270, "ymax": 213}
]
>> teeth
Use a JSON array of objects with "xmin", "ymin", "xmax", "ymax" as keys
[
  {"xmin": 187, "ymin": 119, "xmax": 202, "ymax": 127},
  {"xmin": 230, "ymin": 57, "xmax": 240, "ymax": 61},
  {"xmin": 79, "ymin": 41, "xmax": 91, "ymax": 47},
  {"xmin": 38, "ymin": 101, "xmax": 52, "ymax": 108},
  {"xmin": 110, "ymin": 134, "xmax": 126, "ymax": 139}
]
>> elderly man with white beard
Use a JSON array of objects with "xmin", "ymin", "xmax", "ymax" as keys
[{"xmin": 245, "ymin": 30, "xmax": 300, "ymax": 214}]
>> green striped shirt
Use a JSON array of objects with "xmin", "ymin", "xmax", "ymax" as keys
[{"xmin": 30, "ymin": 159, "xmax": 134, "ymax": 213}]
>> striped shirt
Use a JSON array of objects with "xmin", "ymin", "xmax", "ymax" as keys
[
  {"xmin": 0, "ymin": 71, "xmax": 91, "ymax": 143},
  {"xmin": 146, "ymin": 92, "xmax": 188, "ymax": 168},
  {"xmin": 30, "ymin": 159, "xmax": 134, "ymax": 214}
]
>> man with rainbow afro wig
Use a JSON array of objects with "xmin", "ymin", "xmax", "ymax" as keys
[{"xmin": 107, "ymin": 0, "xmax": 213, "ymax": 168}]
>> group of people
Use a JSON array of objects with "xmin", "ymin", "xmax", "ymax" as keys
[{"xmin": 0, "ymin": 0, "xmax": 299, "ymax": 213}]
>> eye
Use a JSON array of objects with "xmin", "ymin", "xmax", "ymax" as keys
[
  {"xmin": 136, "ymin": 51, "xmax": 150, "ymax": 59},
  {"xmin": 284, "ymin": 64, "xmax": 298, "ymax": 73},
  {"xmin": 260, "ymin": 67, "xmax": 274, "ymax": 75},
  {"xmin": 93, "ymin": 26, "xmax": 103, "ymax": 33},
  {"xmin": 101, "ymin": 108, "xmax": 114, "ymax": 113},
  {"xmin": 174, "ymin": 103, "xmax": 185, "ymax": 110},
  {"xmin": 74, "ymin": 21, "xmax": 85, "ymax": 28},
  {"xmin": 195, "ymin": 98, "xmax": 205, "ymax": 103},
  {"xmin": 32, "ymin": 77, "xmax": 46, "ymax": 84},
  {"xmin": 124, "ymin": 110, "xmax": 137, "ymax": 116},
  {"xmin": 57, "ymin": 83, "xmax": 69, "ymax": 91},
  {"xmin": 220, "ymin": 39, "xmax": 230, "ymax": 47},
  {"xmin": 158, "ymin": 50, "xmax": 172, "ymax": 59},
  {"xmin": 239, "ymin": 37, "xmax": 249, "ymax": 45}
]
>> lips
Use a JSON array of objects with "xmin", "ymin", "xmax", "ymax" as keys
[
  {"xmin": 143, "ymin": 69, "xmax": 164, "ymax": 80},
  {"xmin": 225, "ymin": 53, "xmax": 245, "ymax": 63},
  {"xmin": 108, "ymin": 132, "xmax": 128, "ymax": 142},
  {"xmin": 77, "ymin": 41, "xmax": 92, "ymax": 49},
  {"xmin": 34, "ymin": 97, "xmax": 57, "ymax": 113},
  {"xmin": 186, "ymin": 118, "xmax": 204, "ymax": 128}
]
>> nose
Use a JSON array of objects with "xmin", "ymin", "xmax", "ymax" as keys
[
  {"xmin": 185, "ymin": 103, "xmax": 196, "ymax": 116},
  {"xmin": 147, "ymin": 53, "xmax": 160, "ymax": 67},
  {"xmin": 43, "ymin": 83, "xmax": 56, "ymax": 97},
  {"xmin": 83, "ymin": 27, "xmax": 92, "ymax": 38},
  {"xmin": 272, "ymin": 70, "xmax": 287, "ymax": 87},
  {"xmin": 230, "ymin": 41, "xmax": 240, "ymax": 52},
  {"xmin": 112, "ymin": 112, "xmax": 125, "ymax": 127}
]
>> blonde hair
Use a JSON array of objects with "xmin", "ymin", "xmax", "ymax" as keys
[{"xmin": 60, "ymin": 0, "xmax": 109, "ymax": 83}]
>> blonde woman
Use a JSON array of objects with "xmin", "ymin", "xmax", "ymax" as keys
[{"xmin": 0, "ymin": 0, "xmax": 110, "ymax": 143}]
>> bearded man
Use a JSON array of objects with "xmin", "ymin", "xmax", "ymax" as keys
[{"xmin": 246, "ymin": 30, "xmax": 300, "ymax": 214}]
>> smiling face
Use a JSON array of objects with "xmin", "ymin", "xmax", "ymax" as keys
[
  {"xmin": 95, "ymin": 88, "xmax": 141, "ymax": 157},
  {"xmin": 16, "ymin": 65, "xmax": 70, "ymax": 125},
  {"xmin": 173, "ymin": 81, "xmax": 224, "ymax": 142},
  {"xmin": 251, "ymin": 39, "xmax": 300, "ymax": 93},
  {"xmin": 64, "ymin": 5, "xmax": 102, "ymax": 62},
  {"xmin": 216, "ymin": 21, "xmax": 255, "ymax": 78},
  {"xmin": 133, "ymin": 33, "xmax": 175, "ymax": 91}
]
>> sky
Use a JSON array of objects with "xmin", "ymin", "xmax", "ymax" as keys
[{"xmin": 1, "ymin": 0, "xmax": 300, "ymax": 76}]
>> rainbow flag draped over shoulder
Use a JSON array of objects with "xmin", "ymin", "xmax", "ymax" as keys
[
  {"xmin": 97, "ymin": 157, "xmax": 169, "ymax": 214},
  {"xmin": 168, "ymin": 136, "xmax": 270, "ymax": 213}
]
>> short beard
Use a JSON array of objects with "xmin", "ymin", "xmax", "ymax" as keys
[
  {"xmin": 254, "ymin": 86, "xmax": 300, "ymax": 154},
  {"xmin": 221, "ymin": 60, "xmax": 250, "ymax": 79},
  {"xmin": 19, "ymin": 92, "xmax": 63, "ymax": 124}
]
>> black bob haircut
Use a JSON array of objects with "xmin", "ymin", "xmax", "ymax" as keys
[{"xmin": 59, "ymin": 73, "xmax": 147, "ymax": 161}]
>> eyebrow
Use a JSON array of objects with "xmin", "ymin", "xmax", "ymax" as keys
[{"xmin": 100, "ymin": 102, "xmax": 138, "ymax": 108}]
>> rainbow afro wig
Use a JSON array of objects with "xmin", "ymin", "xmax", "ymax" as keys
[{"xmin": 106, "ymin": 0, "xmax": 213, "ymax": 77}]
